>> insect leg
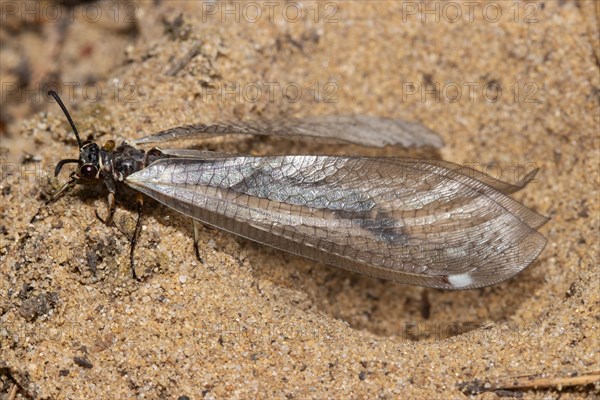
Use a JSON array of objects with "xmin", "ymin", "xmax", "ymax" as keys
[
  {"xmin": 129, "ymin": 193, "xmax": 144, "ymax": 281},
  {"xmin": 30, "ymin": 177, "xmax": 77, "ymax": 223},
  {"xmin": 95, "ymin": 178, "xmax": 116, "ymax": 225},
  {"xmin": 192, "ymin": 219, "xmax": 205, "ymax": 264}
]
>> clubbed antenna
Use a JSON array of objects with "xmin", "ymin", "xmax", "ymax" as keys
[{"xmin": 48, "ymin": 90, "xmax": 82, "ymax": 148}]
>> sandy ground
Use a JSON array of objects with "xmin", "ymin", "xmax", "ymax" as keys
[{"xmin": 1, "ymin": 1, "xmax": 599, "ymax": 399}]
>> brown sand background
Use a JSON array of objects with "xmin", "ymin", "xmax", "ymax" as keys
[{"xmin": 1, "ymin": 0, "xmax": 599, "ymax": 398}]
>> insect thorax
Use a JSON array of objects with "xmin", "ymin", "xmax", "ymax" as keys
[{"xmin": 110, "ymin": 143, "xmax": 148, "ymax": 181}]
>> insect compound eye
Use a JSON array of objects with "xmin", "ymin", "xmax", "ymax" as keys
[{"xmin": 80, "ymin": 164, "xmax": 99, "ymax": 178}]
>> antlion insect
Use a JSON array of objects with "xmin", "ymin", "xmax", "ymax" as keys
[{"xmin": 31, "ymin": 90, "xmax": 547, "ymax": 289}]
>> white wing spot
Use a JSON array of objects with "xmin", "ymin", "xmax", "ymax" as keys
[{"xmin": 447, "ymin": 273, "xmax": 473, "ymax": 289}]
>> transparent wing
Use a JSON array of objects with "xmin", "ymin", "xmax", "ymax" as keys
[
  {"xmin": 158, "ymin": 150, "xmax": 538, "ymax": 195},
  {"xmin": 126, "ymin": 155, "xmax": 547, "ymax": 289},
  {"xmin": 158, "ymin": 148, "xmax": 232, "ymax": 158},
  {"xmin": 385, "ymin": 158, "xmax": 541, "ymax": 195},
  {"xmin": 133, "ymin": 115, "xmax": 444, "ymax": 149}
]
